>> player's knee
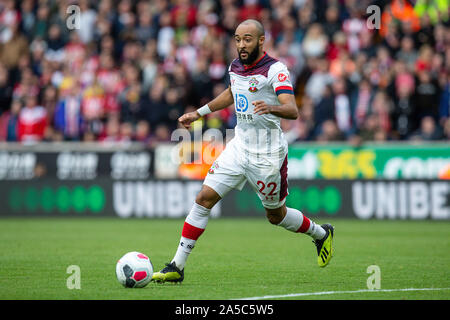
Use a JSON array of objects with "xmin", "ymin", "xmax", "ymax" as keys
[
  {"xmin": 195, "ymin": 188, "xmax": 220, "ymax": 209},
  {"xmin": 265, "ymin": 206, "xmax": 286, "ymax": 225},
  {"xmin": 266, "ymin": 211, "xmax": 283, "ymax": 225}
]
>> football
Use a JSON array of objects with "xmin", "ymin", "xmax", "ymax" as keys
[{"xmin": 116, "ymin": 251, "xmax": 153, "ymax": 288}]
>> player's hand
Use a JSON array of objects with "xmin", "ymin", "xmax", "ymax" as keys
[
  {"xmin": 252, "ymin": 100, "xmax": 272, "ymax": 115},
  {"xmin": 178, "ymin": 111, "xmax": 200, "ymax": 129}
]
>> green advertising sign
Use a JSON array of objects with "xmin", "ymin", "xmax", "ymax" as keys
[
  {"xmin": 234, "ymin": 185, "xmax": 343, "ymax": 216},
  {"xmin": 287, "ymin": 143, "xmax": 450, "ymax": 180},
  {"xmin": 7, "ymin": 184, "xmax": 106, "ymax": 215}
]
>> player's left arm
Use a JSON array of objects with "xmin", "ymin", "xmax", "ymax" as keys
[{"xmin": 252, "ymin": 93, "xmax": 299, "ymax": 120}]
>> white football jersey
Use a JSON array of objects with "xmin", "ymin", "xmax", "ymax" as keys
[{"xmin": 228, "ymin": 52, "xmax": 294, "ymax": 156}]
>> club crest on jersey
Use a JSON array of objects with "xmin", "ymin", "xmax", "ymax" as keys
[{"xmin": 248, "ymin": 77, "xmax": 259, "ymax": 93}]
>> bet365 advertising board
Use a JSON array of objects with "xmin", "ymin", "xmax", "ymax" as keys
[{"xmin": 287, "ymin": 143, "xmax": 450, "ymax": 180}]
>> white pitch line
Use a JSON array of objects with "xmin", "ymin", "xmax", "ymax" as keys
[{"xmin": 236, "ymin": 287, "xmax": 450, "ymax": 300}]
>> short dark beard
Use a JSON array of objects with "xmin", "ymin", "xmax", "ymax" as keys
[{"xmin": 238, "ymin": 45, "xmax": 260, "ymax": 66}]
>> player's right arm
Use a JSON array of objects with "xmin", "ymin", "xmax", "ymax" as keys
[{"xmin": 178, "ymin": 87, "xmax": 234, "ymax": 129}]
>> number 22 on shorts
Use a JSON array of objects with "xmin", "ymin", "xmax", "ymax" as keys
[{"xmin": 257, "ymin": 180, "xmax": 277, "ymax": 200}]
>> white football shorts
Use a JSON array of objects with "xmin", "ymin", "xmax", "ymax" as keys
[{"xmin": 203, "ymin": 138, "xmax": 289, "ymax": 209}]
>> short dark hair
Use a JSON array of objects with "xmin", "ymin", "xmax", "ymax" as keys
[{"xmin": 239, "ymin": 19, "xmax": 265, "ymax": 37}]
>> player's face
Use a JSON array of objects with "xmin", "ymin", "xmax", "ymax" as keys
[{"xmin": 234, "ymin": 25, "xmax": 263, "ymax": 65}]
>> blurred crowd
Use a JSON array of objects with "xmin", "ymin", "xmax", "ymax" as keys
[{"xmin": 0, "ymin": 0, "xmax": 449, "ymax": 145}]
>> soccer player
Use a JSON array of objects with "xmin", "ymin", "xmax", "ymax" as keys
[{"xmin": 152, "ymin": 20, "xmax": 334, "ymax": 283}]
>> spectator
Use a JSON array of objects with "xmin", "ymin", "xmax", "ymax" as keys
[
  {"xmin": 342, "ymin": 5, "xmax": 367, "ymax": 55},
  {"xmin": 54, "ymin": 83, "xmax": 84, "ymax": 141},
  {"xmin": 77, "ymin": 0, "xmax": 98, "ymax": 44},
  {"xmin": 302, "ymin": 23, "xmax": 328, "ymax": 58},
  {"xmin": 327, "ymin": 31, "xmax": 348, "ymax": 62},
  {"xmin": 0, "ymin": 22, "xmax": 28, "ymax": 70},
  {"xmin": 208, "ymin": 41, "xmax": 228, "ymax": 83},
  {"xmin": 32, "ymin": 5, "xmax": 50, "ymax": 40},
  {"xmin": 64, "ymin": 31, "xmax": 86, "ymax": 73},
  {"xmin": 139, "ymin": 75, "xmax": 168, "ymax": 128},
  {"xmin": 149, "ymin": 123, "xmax": 171, "ymax": 148},
  {"xmin": 313, "ymin": 85, "xmax": 335, "ymax": 135},
  {"xmin": 171, "ymin": 0, "xmax": 198, "ymax": 29},
  {"xmin": 171, "ymin": 63, "xmax": 193, "ymax": 105},
  {"xmin": 0, "ymin": 98, "xmax": 21, "ymax": 141},
  {"xmin": 30, "ymin": 38, "xmax": 47, "ymax": 76},
  {"xmin": 119, "ymin": 81, "xmax": 143, "ymax": 125},
  {"xmin": 414, "ymin": 70, "xmax": 441, "ymax": 121},
  {"xmin": 433, "ymin": 23, "xmax": 447, "ymax": 54},
  {"xmin": 410, "ymin": 116, "xmax": 444, "ymax": 141},
  {"xmin": 332, "ymin": 77, "xmax": 353, "ymax": 136},
  {"xmin": 191, "ymin": 59, "xmax": 214, "ymax": 106},
  {"xmin": 45, "ymin": 24, "xmax": 66, "ymax": 63},
  {"xmin": 371, "ymin": 90, "xmax": 393, "ymax": 136},
  {"xmin": 140, "ymin": 39, "xmax": 158, "ymax": 92},
  {"xmin": 20, "ymin": 0, "xmax": 35, "ymax": 41},
  {"xmin": 329, "ymin": 49, "xmax": 356, "ymax": 79},
  {"xmin": 238, "ymin": 0, "xmax": 263, "ymax": 22},
  {"xmin": 322, "ymin": 5, "xmax": 341, "ymax": 39},
  {"xmin": 375, "ymin": 46, "xmax": 394, "ymax": 88},
  {"xmin": 118, "ymin": 121, "xmax": 134, "ymax": 143},
  {"xmin": 18, "ymin": 95, "xmax": 47, "ymax": 143},
  {"xmin": 351, "ymin": 78, "xmax": 375, "ymax": 130},
  {"xmin": 135, "ymin": 7, "xmax": 156, "ymax": 44},
  {"xmin": 392, "ymin": 71, "xmax": 417, "ymax": 139},
  {"xmin": 99, "ymin": 115, "xmax": 121, "ymax": 142},
  {"xmin": 0, "ymin": 63, "xmax": 12, "ymax": 114},
  {"xmin": 41, "ymin": 85, "xmax": 59, "ymax": 124},
  {"xmin": 134, "ymin": 119, "xmax": 151, "ymax": 143},
  {"xmin": 12, "ymin": 67, "xmax": 39, "ymax": 101},
  {"xmin": 442, "ymin": 118, "xmax": 450, "ymax": 140},
  {"xmin": 82, "ymin": 77, "xmax": 105, "ymax": 136},
  {"xmin": 305, "ymin": 58, "xmax": 333, "ymax": 105},
  {"xmin": 439, "ymin": 73, "xmax": 450, "ymax": 125},
  {"xmin": 359, "ymin": 114, "xmax": 380, "ymax": 142},
  {"xmin": 396, "ymin": 36, "xmax": 418, "ymax": 72},
  {"xmin": 156, "ymin": 11, "xmax": 175, "ymax": 59},
  {"xmin": 97, "ymin": 53, "xmax": 124, "ymax": 115},
  {"xmin": 316, "ymin": 119, "xmax": 345, "ymax": 142},
  {"xmin": 164, "ymin": 87, "xmax": 184, "ymax": 130}
]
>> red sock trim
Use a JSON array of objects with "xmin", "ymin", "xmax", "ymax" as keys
[
  {"xmin": 296, "ymin": 215, "xmax": 311, "ymax": 233},
  {"xmin": 181, "ymin": 222, "xmax": 205, "ymax": 240}
]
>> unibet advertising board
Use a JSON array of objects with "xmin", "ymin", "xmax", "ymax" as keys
[{"xmin": 2, "ymin": 179, "xmax": 448, "ymax": 220}]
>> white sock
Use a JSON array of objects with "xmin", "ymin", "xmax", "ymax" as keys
[
  {"xmin": 278, "ymin": 207, "xmax": 326, "ymax": 240},
  {"xmin": 171, "ymin": 202, "xmax": 210, "ymax": 270},
  {"xmin": 171, "ymin": 236, "xmax": 196, "ymax": 271}
]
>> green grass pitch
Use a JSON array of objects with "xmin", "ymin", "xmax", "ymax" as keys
[{"xmin": 0, "ymin": 217, "xmax": 449, "ymax": 300}]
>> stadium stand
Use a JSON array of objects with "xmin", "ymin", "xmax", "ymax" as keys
[{"xmin": 0, "ymin": 0, "xmax": 449, "ymax": 144}]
